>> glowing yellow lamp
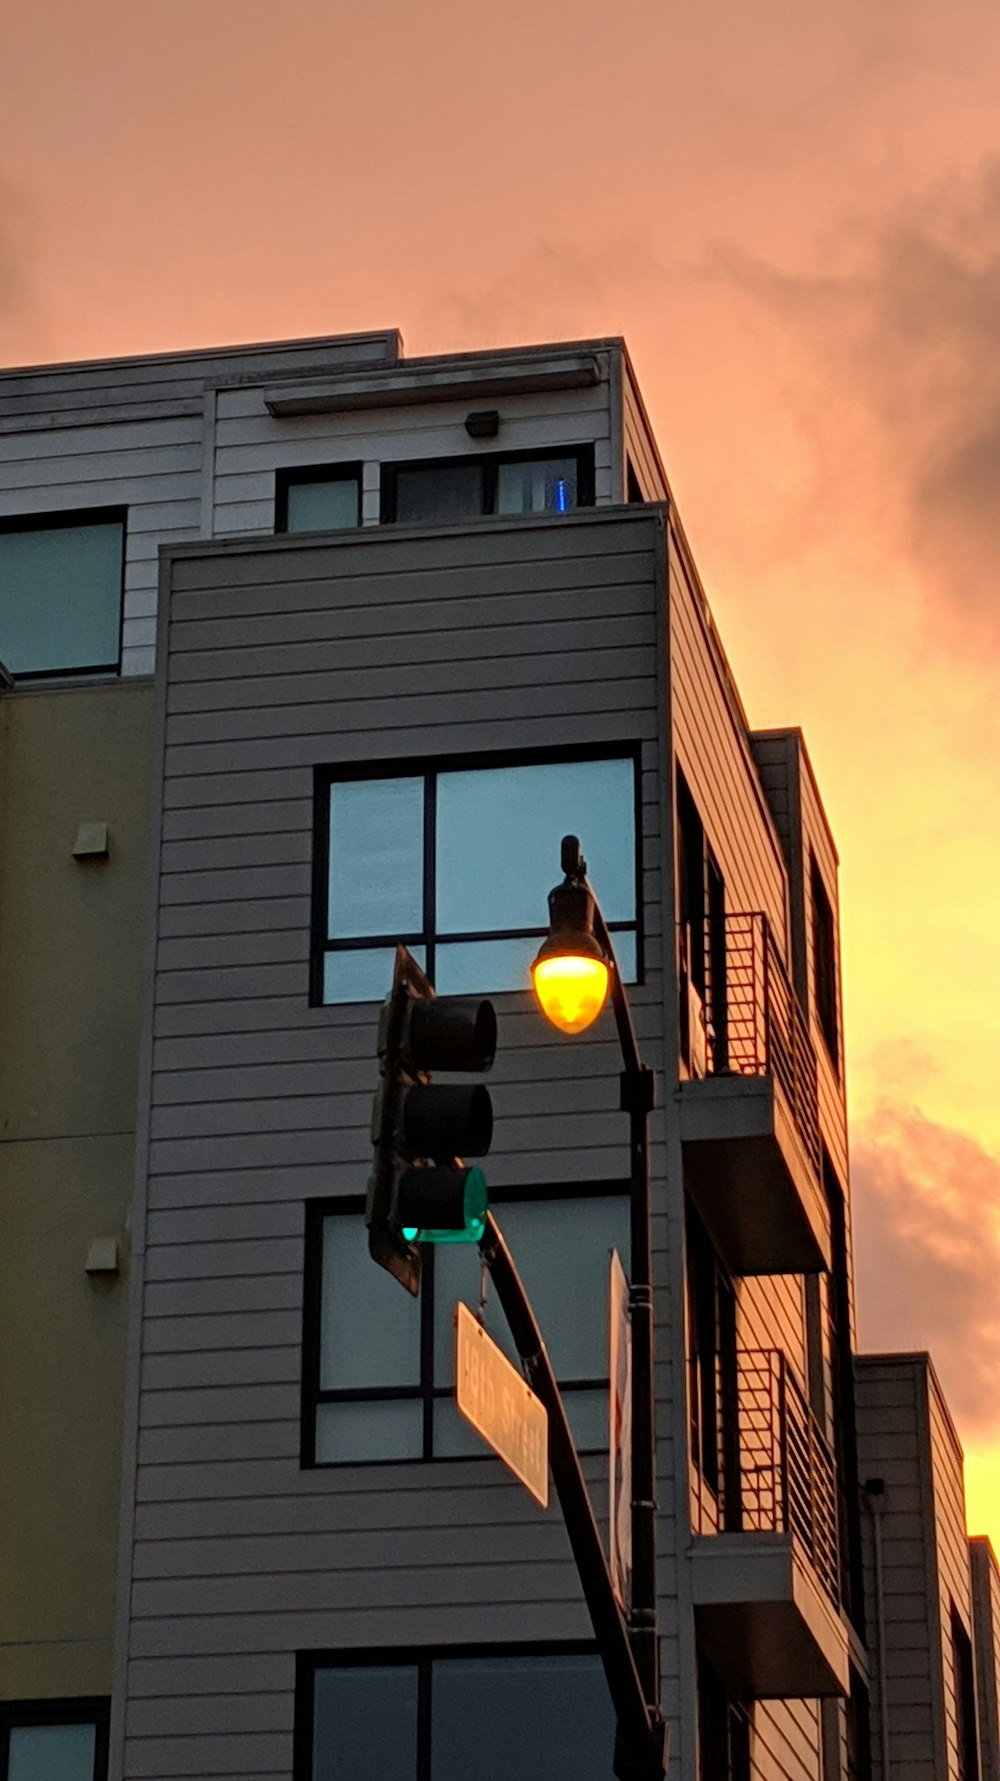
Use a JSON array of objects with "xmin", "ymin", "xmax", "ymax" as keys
[{"xmin": 531, "ymin": 951, "xmax": 610, "ymax": 1034}]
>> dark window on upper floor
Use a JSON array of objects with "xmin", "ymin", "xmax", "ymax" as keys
[
  {"xmin": 380, "ymin": 446, "xmax": 595, "ymax": 525},
  {"xmin": 312, "ymin": 745, "xmax": 641, "ymax": 1006},
  {"xmin": 275, "ymin": 464, "xmax": 362, "ymax": 533},
  {"xmin": 297, "ymin": 1646, "xmax": 616, "ymax": 1780},
  {"xmin": 686, "ymin": 1200, "xmax": 739, "ymax": 1514},
  {"xmin": 627, "ymin": 461, "xmax": 645, "ymax": 503},
  {"xmin": 810, "ymin": 853, "xmax": 839, "ymax": 1070},
  {"xmin": 676, "ymin": 768, "xmax": 726, "ymax": 1076},
  {"xmin": 302, "ymin": 1183, "xmax": 629, "ymax": 1465},
  {"xmin": 951, "ymin": 1603, "xmax": 981, "ymax": 1781},
  {"xmin": 845, "ymin": 1666, "xmax": 873, "ymax": 1781},
  {"xmin": 697, "ymin": 1651, "xmax": 751, "ymax": 1781},
  {"xmin": 0, "ymin": 509, "xmax": 125, "ymax": 679},
  {"xmin": 0, "ymin": 1698, "xmax": 109, "ymax": 1780}
]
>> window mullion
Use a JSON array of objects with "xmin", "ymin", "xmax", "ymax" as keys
[{"xmin": 424, "ymin": 772, "xmax": 437, "ymax": 982}]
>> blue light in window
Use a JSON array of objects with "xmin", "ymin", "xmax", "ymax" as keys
[{"xmin": 554, "ymin": 478, "xmax": 569, "ymax": 513}]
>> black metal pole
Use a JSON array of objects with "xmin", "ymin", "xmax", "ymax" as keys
[
  {"xmin": 482, "ymin": 1213, "xmax": 667, "ymax": 1781},
  {"xmin": 592, "ymin": 907, "xmax": 660, "ymax": 1720}
]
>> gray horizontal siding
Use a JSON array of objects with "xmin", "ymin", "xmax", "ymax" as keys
[{"xmin": 118, "ymin": 508, "xmax": 676, "ymax": 1779}]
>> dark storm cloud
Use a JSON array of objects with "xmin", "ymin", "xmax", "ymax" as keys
[
  {"xmin": 713, "ymin": 163, "xmax": 1000, "ymax": 646},
  {"xmin": 852, "ymin": 1106, "xmax": 1000, "ymax": 1436}
]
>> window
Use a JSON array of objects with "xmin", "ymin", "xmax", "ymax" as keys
[
  {"xmin": 686, "ymin": 1201, "xmax": 738, "ymax": 1515},
  {"xmin": 0, "ymin": 509, "xmax": 125, "ymax": 679},
  {"xmin": 0, "ymin": 1699, "xmax": 109, "ymax": 1781},
  {"xmin": 951, "ymin": 1603, "xmax": 981, "ymax": 1781},
  {"xmin": 381, "ymin": 446, "xmax": 594, "ymax": 525},
  {"xmin": 275, "ymin": 464, "xmax": 362, "ymax": 533},
  {"xmin": 697, "ymin": 1653, "xmax": 751, "ymax": 1781},
  {"xmin": 676, "ymin": 768, "xmax": 726, "ymax": 1076},
  {"xmin": 298, "ymin": 1646, "xmax": 616, "ymax": 1780},
  {"xmin": 810, "ymin": 854, "xmax": 839, "ymax": 1069},
  {"xmin": 302, "ymin": 1183, "xmax": 629, "ymax": 1465},
  {"xmin": 313, "ymin": 747, "xmax": 640, "ymax": 1006}
]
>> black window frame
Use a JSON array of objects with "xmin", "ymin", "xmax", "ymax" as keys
[
  {"xmin": 294, "ymin": 1641, "xmax": 610, "ymax": 1781},
  {"xmin": 379, "ymin": 444, "xmax": 595, "ymax": 524},
  {"xmin": 810, "ymin": 852, "xmax": 839, "ymax": 1072},
  {"xmin": 0, "ymin": 1697, "xmax": 110, "ymax": 1780},
  {"xmin": 301, "ymin": 1178, "xmax": 630, "ymax": 1468},
  {"xmin": 310, "ymin": 739, "xmax": 644, "ymax": 1007},
  {"xmin": 0, "ymin": 505, "xmax": 126, "ymax": 681},
  {"xmin": 274, "ymin": 462, "xmax": 363, "ymax": 534}
]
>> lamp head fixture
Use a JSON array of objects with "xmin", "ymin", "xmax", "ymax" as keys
[{"xmin": 530, "ymin": 835, "xmax": 611, "ymax": 1034}]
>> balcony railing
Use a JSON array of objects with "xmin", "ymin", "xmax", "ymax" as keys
[
  {"xmin": 699, "ymin": 910, "xmax": 821, "ymax": 1179},
  {"xmin": 729, "ymin": 1349, "xmax": 840, "ymax": 1607}
]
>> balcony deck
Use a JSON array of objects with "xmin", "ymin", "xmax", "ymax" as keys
[{"xmin": 679, "ymin": 911, "xmax": 831, "ymax": 1275}]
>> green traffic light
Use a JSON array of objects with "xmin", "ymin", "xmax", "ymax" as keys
[{"xmin": 402, "ymin": 1166, "xmax": 488, "ymax": 1245}]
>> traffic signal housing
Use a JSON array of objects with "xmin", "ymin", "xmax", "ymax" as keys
[{"xmin": 367, "ymin": 944, "xmax": 496, "ymax": 1295}]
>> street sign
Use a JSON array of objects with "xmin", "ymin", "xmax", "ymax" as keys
[
  {"xmin": 609, "ymin": 1248, "xmax": 633, "ymax": 1612},
  {"xmin": 455, "ymin": 1301, "xmax": 549, "ymax": 1507}
]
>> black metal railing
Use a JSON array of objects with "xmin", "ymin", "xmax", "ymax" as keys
[
  {"xmin": 700, "ymin": 910, "xmax": 821, "ymax": 1179},
  {"xmin": 727, "ymin": 1349, "xmax": 840, "ymax": 1606}
]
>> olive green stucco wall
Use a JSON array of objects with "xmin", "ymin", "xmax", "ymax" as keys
[{"xmin": 0, "ymin": 682, "xmax": 153, "ymax": 1698}]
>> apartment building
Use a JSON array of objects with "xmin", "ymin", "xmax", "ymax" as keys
[{"xmin": 0, "ymin": 328, "xmax": 990, "ymax": 1780}]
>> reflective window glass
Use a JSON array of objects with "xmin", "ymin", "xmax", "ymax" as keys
[
  {"xmin": 431, "ymin": 1653, "xmax": 614, "ymax": 1780},
  {"xmin": 323, "ymin": 944, "xmax": 425, "ymax": 1007},
  {"xmin": 308, "ymin": 1652, "xmax": 613, "ymax": 1781},
  {"xmin": 435, "ymin": 757, "xmax": 635, "ymax": 934},
  {"xmin": 328, "ymin": 778, "xmax": 423, "ymax": 940},
  {"xmin": 320, "ymin": 1218, "xmax": 420, "ymax": 1391},
  {"xmin": 395, "ymin": 463, "xmax": 485, "ymax": 524},
  {"xmin": 497, "ymin": 456, "xmax": 578, "ymax": 515},
  {"xmin": 284, "ymin": 476, "xmax": 359, "ymax": 533},
  {"xmin": 8, "ymin": 1721, "xmax": 96, "ymax": 1781},
  {"xmin": 312, "ymin": 1664, "xmax": 418, "ymax": 1781},
  {"xmin": 318, "ymin": 754, "xmax": 638, "ymax": 1006},
  {"xmin": 311, "ymin": 1190, "xmax": 626, "ymax": 1465},
  {"xmin": 433, "ymin": 1196, "xmax": 628, "ymax": 1390},
  {"xmin": 0, "ymin": 515, "xmax": 123, "ymax": 677},
  {"xmin": 314, "ymin": 1399, "xmax": 423, "ymax": 1464}
]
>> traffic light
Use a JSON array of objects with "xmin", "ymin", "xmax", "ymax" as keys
[{"xmin": 367, "ymin": 944, "xmax": 496, "ymax": 1295}]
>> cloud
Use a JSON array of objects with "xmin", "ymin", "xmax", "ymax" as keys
[
  {"xmin": 711, "ymin": 162, "xmax": 1000, "ymax": 650},
  {"xmin": 0, "ymin": 168, "xmax": 45, "ymax": 362},
  {"xmin": 852, "ymin": 1105, "xmax": 1000, "ymax": 1437}
]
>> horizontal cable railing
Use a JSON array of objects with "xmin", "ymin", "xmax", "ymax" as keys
[
  {"xmin": 728, "ymin": 1348, "xmax": 840, "ymax": 1606},
  {"xmin": 699, "ymin": 910, "xmax": 821, "ymax": 1178}
]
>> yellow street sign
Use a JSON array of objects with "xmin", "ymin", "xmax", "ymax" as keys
[{"xmin": 455, "ymin": 1302, "xmax": 549, "ymax": 1507}]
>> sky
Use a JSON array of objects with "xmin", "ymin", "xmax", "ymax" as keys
[{"xmin": 4, "ymin": 0, "xmax": 1000, "ymax": 1535}]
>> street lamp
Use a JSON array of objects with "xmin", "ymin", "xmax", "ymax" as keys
[
  {"xmin": 532, "ymin": 835, "xmax": 660, "ymax": 1730},
  {"xmin": 531, "ymin": 857, "xmax": 610, "ymax": 1033}
]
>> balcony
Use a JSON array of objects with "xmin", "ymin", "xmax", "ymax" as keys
[
  {"xmin": 678, "ymin": 911, "xmax": 830, "ymax": 1274},
  {"xmin": 691, "ymin": 1351, "xmax": 850, "ymax": 1699}
]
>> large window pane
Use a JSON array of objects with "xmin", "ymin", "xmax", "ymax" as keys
[
  {"xmin": 435, "ymin": 758, "xmax": 635, "ymax": 936},
  {"xmin": 395, "ymin": 463, "xmax": 484, "ymax": 524},
  {"xmin": 0, "ymin": 517, "xmax": 123, "ymax": 676},
  {"xmin": 497, "ymin": 456, "xmax": 578, "ymax": 515},
  {"xmin": 434, "ymin": 935, "xmax": 539, "ymax": 997},
  {"xmin": 314, "ymin": 1398, "xmax": 423, "ymax": 1464},
  {"xmin": 320, "ymin": 1217, "xmax": 420, "ymax": 1389},
  {"xmin": 328, "ymin": 778, "xmax": 424, "ymax": 939},
  {"xmin": 8, "ymin": 1721, "xmax": 96, "ymax": 1781},
  {"xmin": 431, "ymin": 1653, "xmax": 615, "ymax": 1780},
  {"xmin": 323, "ymin": 944, "xmax": 425, "ymax": 1006},
  {"xmin": 433, "ymin": 1197, "xmax": 628, "ymax": 1387},
  {"xmin": 285, "ymin": 477, "xmax": 359, "ymax": 533},
  {"xmin": 313, "ymin": 1665, "xmax": 418, "ymax": 1781}
]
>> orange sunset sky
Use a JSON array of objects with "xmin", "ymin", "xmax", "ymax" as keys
[{"xmin": 4, "ymin": 0, "xmax": 1000, "ymax": 1537}]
